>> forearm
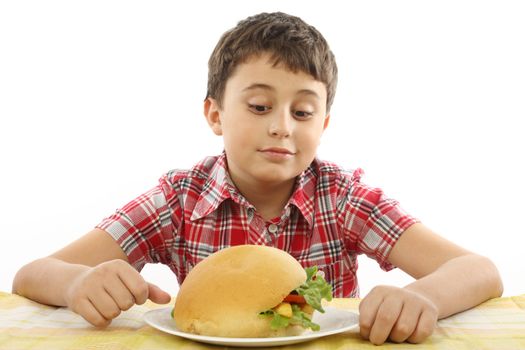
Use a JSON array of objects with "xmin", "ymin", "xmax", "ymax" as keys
[
  {"xmin": 12, "ymin": 257, "xmax": 89, "ymax": 307},
  {"xmin": 405, "ymin": 254, "xmax": 503, "ymax": 319}
]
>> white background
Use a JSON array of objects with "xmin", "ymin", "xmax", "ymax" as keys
[{"xmin": 1, "ymin": 1, "xmax": 524, "ymax": 299}]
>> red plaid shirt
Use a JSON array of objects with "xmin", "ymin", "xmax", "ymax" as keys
[{"xmin": 97, "ymin": 153, "xmax": 418, "ymax": 297}]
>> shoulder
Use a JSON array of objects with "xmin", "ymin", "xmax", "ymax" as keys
[
  {"xmin": 312, "ymin": 158, "xmax": 384, "ymax": 204},
  {"xmin": 313, "ymin": 158, "xmax": 364, "ymax": 188},
  {"xmin": 159, "ymin": 155, "xmax": 221, "ymax": 192}
]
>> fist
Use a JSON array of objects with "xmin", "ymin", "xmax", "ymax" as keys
[
  {"xmin": 358, "ymin": 285, "xmax": 438, "ymax": 345},
  {"xmin": 65, "ymin": 259, "xmax": 171, "ymax": 327}
]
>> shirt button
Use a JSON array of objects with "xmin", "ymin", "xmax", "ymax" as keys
[{"xmin": 268, "ymin": 224, "xmax": 278, "ymax": 234}]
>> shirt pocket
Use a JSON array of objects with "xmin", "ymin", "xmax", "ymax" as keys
[
  {"xmin": 315, "ymin": 259, "xmax": 344, "ymax": 298},
  {"xmin": 296, "ymin": 242, "xmax": 343, "ymax": 291},
  {"xmin": 300, "ymin": 255, "xmax": 358, "ymax": 298}
]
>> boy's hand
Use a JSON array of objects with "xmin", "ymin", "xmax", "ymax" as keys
[
  {"xmin": 358, "ymin": 285, "xmax": 438, "ymax": 345},
  {"xmin": 65, "ymin": 259, "xmax": 171, "ymax": 327}
]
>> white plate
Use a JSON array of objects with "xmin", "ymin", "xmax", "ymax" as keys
[{"xmin": 144, "ymin": 306, "xmax": 359, "ymax": 347}]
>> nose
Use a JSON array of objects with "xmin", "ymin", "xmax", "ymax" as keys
[{"xmin": 268, "ymin": 110, "xmax": 292, "ymax": 138}]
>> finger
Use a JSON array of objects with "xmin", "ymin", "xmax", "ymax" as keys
[
  {"xmin": 358, "ymin": 293, "xmax": 383, "ymax": 341},
  {"xmin": 115, "ymin": 264, "xmax": 149, "ymax": 305},
  {"xmin": 147, "ymin": 282, "xmax": 172, "ymax": 304},
  {"xmin": 407, "ymin": 309, "xmax": 437, "ymax": 344},
  {"xmin": 88, "ymin": 287, "xmax": 122, "ymax": 321},
  {"xmin": 74, "ymin": 298, "xmax": 111, "ymax": 328},
  {"xmin": 103, "ymin": 275, "xmax": 136, "ymax": 311},
  {"xmin": 368, "ymin": 297, "xmax": 403, "ymax": 345},
  {"xmin": 389, "ymin": 303, "xmax": 420, "ymax": 343}
]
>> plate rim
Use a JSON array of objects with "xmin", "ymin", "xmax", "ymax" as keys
[{"xmin": 143, "ymin": 306, "xmax": 359, "ymax": 345}]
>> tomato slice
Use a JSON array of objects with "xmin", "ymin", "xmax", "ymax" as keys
[{"xmin": 283, "ymin": 294, "xmax": 306, "ymax": 304}]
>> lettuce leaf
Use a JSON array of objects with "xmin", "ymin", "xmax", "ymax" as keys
[
  {"xmin": 259, "ymin": 265, "xmax": 333, "ymax": 332},
  {"xmin": 260, "ymin": 310, "xmax": 290, "ymax": 329},
  {"xmin": 295, "ymin": 266, "xmax": 333, "ymax": 313},
  {"xmin": 259, "ymin": 305, "xmax": 320, "ymax": 331},
  {"xmin": 290, "ymin": 304, "xmax": 320, "ymax": 331}
]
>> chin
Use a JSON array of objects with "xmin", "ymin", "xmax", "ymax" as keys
[{"xmin": 251, "ymin": 169, "xmax": 298, "ymax": 184}]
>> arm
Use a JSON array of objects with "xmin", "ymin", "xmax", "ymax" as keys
[
  {"xmin": 358, "ymin": 223, "xmax": 503, "ymax": 344},
  {"xmin": 12, "ymin": 228, "xmax": 170, "ymax": 326},
  {"xmin": 391, "ymin": 224, "xmax": 503, "ymax": 318},
  {"xmin": 13, "ymin": 228, "xmax": 127, "ymax": 306}
]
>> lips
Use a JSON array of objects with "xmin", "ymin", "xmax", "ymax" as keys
[
  {"xmin": 259, "ymin": 147, "xmax": 296, "ymax": 155},
  {"xmin": 258, "ymin": 147, "xmax": 296, "ymax": 162}
]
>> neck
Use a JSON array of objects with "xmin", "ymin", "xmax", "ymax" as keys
[{"xmin": 229, "ymin": 173, "xmax": 296, "ymax": 222}]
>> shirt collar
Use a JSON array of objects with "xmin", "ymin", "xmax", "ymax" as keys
[
  {"xmin": 190, "ymin": 153, "xmax": 252, "ymax": 221},
  {"xmin": 287, "ymin": 161, "xmax": 317, "ymax": 227},
  {"xmin": 191, "ymin": 152, "xmax": 317, "ymax": 227}
]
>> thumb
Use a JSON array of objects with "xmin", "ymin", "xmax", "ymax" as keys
[{"xmin": 147, "ymin": 283, "xmax": 172, "ymax": 304}]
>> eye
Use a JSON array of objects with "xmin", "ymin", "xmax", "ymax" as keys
[
  {"xmin": 248, "ymin": 104, "xmax": 272, "ymax": 114},
  {"xmin": 293, "ymin": 110, "xmax": 314, "ymax": 119}
]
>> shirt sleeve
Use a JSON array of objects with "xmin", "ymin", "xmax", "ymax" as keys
[
  {"xmin": 96, "ymin": 174, "xmax": 181, "ymax": 272},
  {"xmin": 341, "ymin": 170, "xmax": 419, "ymax": 271}
]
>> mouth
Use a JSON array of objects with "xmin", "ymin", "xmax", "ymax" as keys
[
  {"xmin": 259, "ymin": 147, "xmax": 296, "ymax": 155},
  {"xmin": 258, "ymin": 147, "xmax": 296, "ymax": 161}
]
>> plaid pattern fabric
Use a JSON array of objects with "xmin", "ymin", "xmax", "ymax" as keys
[{"xmin": 97, "ymin": 153, "xmax": 418, "ymax": 297}]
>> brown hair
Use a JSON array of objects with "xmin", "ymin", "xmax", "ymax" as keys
[{"xmin": 206, "ymin": 12, "xmax": 338, "ymax": 112}]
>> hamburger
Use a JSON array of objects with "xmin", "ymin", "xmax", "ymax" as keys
[{"xmin": 172, "ymin": 245, "xmax": 333, "ymax": 338}]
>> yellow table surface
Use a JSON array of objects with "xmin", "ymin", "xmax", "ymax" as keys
[{"xmin": 1, "ymin": 291, "xmax": 524, "ymax": 349}]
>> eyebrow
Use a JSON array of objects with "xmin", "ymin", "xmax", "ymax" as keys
[{"xmin": 242, "ymin": 83, "xmax": 321, "ymax": 100}]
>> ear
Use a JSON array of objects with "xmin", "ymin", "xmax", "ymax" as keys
[
  {"xmin": 323, "ymin": 114, "xmax": 331, "ymax": 131},
  {"xmin": 203, "ymin": 98, "xmax": 223, "ymax": 136}
]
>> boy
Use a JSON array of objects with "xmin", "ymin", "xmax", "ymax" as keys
[{"xmin": 12, "ymin": 12, "xmax": 502, "ymax": 345}]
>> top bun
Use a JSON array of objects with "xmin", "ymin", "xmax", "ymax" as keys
[{"xmin": 172, "ymin": 245, "xmax": 307, "ymax": 337}]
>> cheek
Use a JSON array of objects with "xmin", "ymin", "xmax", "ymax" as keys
[
  {"xmin": 222, "ymin": 120, "xmax": 258, "ymax": 150},
  {"xmin": 296, "ymin": 125, "xmax": 324, "ymax": 149}
]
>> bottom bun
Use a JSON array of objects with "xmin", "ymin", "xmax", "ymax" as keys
[
  {"xmin": 268, "ymin": 325, "xmax": 308, "ymax": 337},
  {"xmin": 184, "ymin": 317, "xmax": 307, "ymax": 338}
]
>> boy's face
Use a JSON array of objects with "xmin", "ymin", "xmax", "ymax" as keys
[{"xmin": 205, "ymin": 53, "xmax": 330, "ymax": 187}]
